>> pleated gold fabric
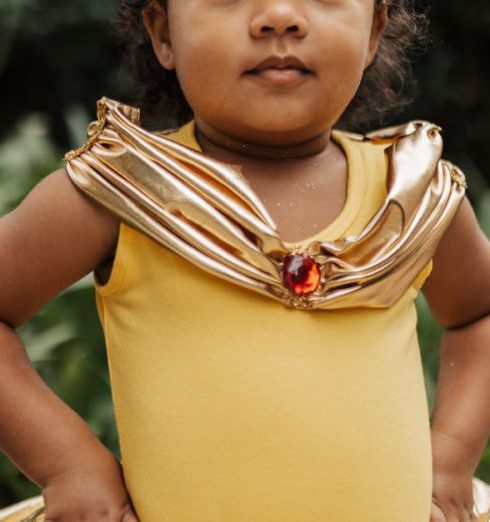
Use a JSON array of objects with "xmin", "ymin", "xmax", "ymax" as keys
[{"xmin": 64, "ymin": 97, "xmax": 466, "ymax": 311}]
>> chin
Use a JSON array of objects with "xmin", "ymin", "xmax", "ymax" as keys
[
  {"xmin": 238, "ymin": 116, "xmax": 328, "ymax": 144},
  {"xmin": 196, "ymin": 104, "xmax": 332, "ymax": 145}
]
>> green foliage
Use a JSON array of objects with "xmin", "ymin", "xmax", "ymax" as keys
[{"xmin": 0, "ymin": 0, "xmax": 489, "ymax": 508}]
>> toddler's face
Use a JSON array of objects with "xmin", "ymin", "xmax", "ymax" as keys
[{"xmin": 144, "ymin": 0, "xmax": 386, "ymax": 146}]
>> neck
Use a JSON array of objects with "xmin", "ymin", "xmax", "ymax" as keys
[{"xmin": 193, "ymin": 118, "xmax": 333, "ymax": 164}]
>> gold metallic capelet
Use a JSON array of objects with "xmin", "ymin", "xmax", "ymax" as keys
[{"xmin": 64, "ymin": 97, "xmax": 466, "ymax": 311}]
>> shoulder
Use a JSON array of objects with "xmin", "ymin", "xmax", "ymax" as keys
[
  {"xmin": 0, "ymin": 167, "xmax": 120, "ymax": 327},
  {"xmin": 421, "ymin": 192, "xmax": 490, "ymax": 328},
  {"xmin": 332, "ymin": 128, "xmax": 390, "ymax": 179},
  {"xmin": 153, "ymin": 120, "xmax": 196, "ymax": 148},
  {"xmin": 368, "ymin": 120, "xmax": 490, "ymax": 327},
  {"xmin": 334, "ymin": 119, "xmax": 440, "ymax": 165},
  {"xmin": 16, "ymin": 166, "xmax": 120, "ymax": 246},
  {"xmin": 337, "ymin": 121, "xmax": 490, "ymax": 322}
]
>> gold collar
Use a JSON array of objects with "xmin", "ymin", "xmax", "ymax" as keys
[{"xmin": 65, "ymin": 97, "xmax": 466, "ymax": 310}]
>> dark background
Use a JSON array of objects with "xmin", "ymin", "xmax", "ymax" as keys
[{"xmin": 0, "ymin": 0, "xmax": 489, "ymax": 507}]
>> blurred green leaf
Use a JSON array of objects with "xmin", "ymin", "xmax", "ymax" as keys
[
  {"xmin": 0, "ymin": 113, "xmax": 61, "ymax": 214},
  {"xmin": 20, "ymin": 323, "xmax": 76, "ymax": 363}
]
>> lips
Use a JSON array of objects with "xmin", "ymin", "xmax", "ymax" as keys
[
  {"xmin": 244, "ymin": 55, "xmax": 312, "ymax": 87},
  {"xmin": 246, "ymin": 55, "xmax": 313, "ymax": 74}
]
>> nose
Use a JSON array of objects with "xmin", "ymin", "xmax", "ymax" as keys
[{"xmin": 249, "ymin": 1, "xmax": 308, "ymax": 39}]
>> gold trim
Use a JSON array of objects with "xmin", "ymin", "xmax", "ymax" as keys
[
  {"xmin": 450, "ymin": 166, "xmax": 468, "ymax": 189},
  {"xmin": 286, "ymin": 295, "xmax": 314, "ymax": 311},
  {"xmin": 64, "ymin": 98, "xmax": 108, "ymax": 161}
]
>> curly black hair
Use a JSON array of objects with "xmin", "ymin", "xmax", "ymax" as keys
[{"xmin": 112, "ymin": 0, "xmax": 429, "ymax": 132}]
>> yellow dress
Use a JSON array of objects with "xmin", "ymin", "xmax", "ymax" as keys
[{"xmin": 94, "ymin": 120, "xmax": 434, "ymax": 522}]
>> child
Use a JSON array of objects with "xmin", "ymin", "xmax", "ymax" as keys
[{"xmin": 1, "ymin": 1, "xmax": 489, "ymax": 522}]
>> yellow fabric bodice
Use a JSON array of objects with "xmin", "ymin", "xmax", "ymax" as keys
[{"xmin": 94, "ymin": 121, "xmax": 433, "ymax": 522}]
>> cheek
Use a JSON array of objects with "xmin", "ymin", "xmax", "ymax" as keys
[
  {"xmin": 170, "ymin": 13, "xmax": 238, "ymax": 117},
  {"xmin": 314, "ymin": 23, "xmax": 372, "ymax": 115},
  {"xmin": 167, "ymin": 3, "xmax": 374, "ymax": 130},
  {"xmin": 318, "ymin": 16, "xmax": 371, "ymax": 85}
]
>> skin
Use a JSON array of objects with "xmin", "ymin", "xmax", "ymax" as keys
[
  {"xmin": 0, "ymin": 1, "xmax": 488, "ymax": 521},
  {"xmin": 148, "ymin": 0, "xmax": 385, "ymax": 152},
  {"xmin": 141, "ymin": 0, "xmax": 388, "ymax": 243}
]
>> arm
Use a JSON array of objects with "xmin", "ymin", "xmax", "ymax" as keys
[
  {"xmin": 0, "ymin": 168, "xmax": 137, "ymax": 519},
  {"xmin": 430, "ymin": 318, "xmax": 490, "ymax": 477},
  {"xmin": 421, "ymin": 195, "xmax": 490, "ymax": 518},
  {"xmin": 0, "ymin": 320, "xmax": 112, "ymax": 488}
]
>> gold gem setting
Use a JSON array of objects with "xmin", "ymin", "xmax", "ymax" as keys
[
  {"xmin": 282, "ymin": 243, "xmax": 319, "ymax": 311},
  {"xmin": 64, "ymin": 98, "xmax": 108, "ymax": 162},
  {"xmin": 450, "ymin": 167, "xmax": 468, "ymax": 189}
]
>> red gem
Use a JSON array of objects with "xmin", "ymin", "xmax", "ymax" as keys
[{"xmin": 282, "ymin": 254, "xmax": 321, "ymax": 296}]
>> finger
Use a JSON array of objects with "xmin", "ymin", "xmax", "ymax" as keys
[
  {"xmin": 430, "ymin": 501, "xmax": 462, "ymax": 522},
  {"xmin": 121, "ymin": 507, "xmax": 140, "ymax": 522},
  {"xmin": 430, "ymin": 501, "xmax": 447, "ymax": 522},
  {"xmin": 430, "ymin": 508, "xmax": 447, "ymax": 522},
  {"xmin": 435, "ymin": 502, "xmax": 459, "ymax": 522},
  {"xmin": 458, "ymin": 502, "xmax": 478, "ymax": 522}
]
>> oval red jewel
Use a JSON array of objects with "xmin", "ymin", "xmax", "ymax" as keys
[{"xmin": 281, "ymin": 254, "xmax": 321, "ymax": 296}]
